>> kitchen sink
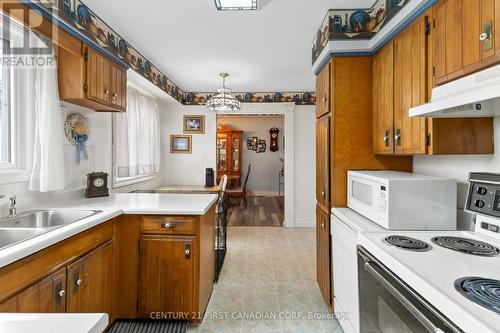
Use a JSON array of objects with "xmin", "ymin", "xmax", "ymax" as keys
[
  {"xmin": 0, "ymin": 229, "xmax": 46, "ymax": 250},
  {"xmin": 0, "ymin": 210, "xmax": 102, "ymax": 251},
  {"xmin": 0, "ymin": 210, "xmax": 102, "ymax": 229}
]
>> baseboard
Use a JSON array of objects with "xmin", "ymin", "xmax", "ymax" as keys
[
  {"xmin": 293, "ymin": 219, "xmax": 315, "ymax": 228},
  {"xmin": 250, "ymin": 191, "xmax": 281, "ymax": 196}
]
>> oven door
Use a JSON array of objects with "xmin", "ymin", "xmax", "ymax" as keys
[{"xmin": 357, "ymin": 247, "xmax": 463, "ymax": 333}]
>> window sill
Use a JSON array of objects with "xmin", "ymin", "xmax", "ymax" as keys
[
  {"xmin": 0, "ymin": 169, "xmax": 30, "ymax": 185},
  {"xmin": 113, "ymin": 174, "xmax": 156, "ymax": 189}
]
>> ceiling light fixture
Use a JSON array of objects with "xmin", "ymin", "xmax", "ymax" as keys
[
  {"xmin": 214, "ymin": 0, "xmax": 257, "ymax": 11},
  {"xmin": 207, "ymin": 73, "xmax": 241, "ymax": 112}
]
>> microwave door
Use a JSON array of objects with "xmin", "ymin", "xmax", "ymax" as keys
[{"xmin": 357, "ymin": 247, "xmax": 463, "ymax": 333}]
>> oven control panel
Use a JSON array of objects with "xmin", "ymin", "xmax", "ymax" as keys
[{"xmin": 467, "ymin": 173, "xmax": 500, "ymax": 218}]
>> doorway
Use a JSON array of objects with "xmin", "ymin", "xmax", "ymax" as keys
[{"xmin": 216, "ymin": 114, "xmax": 285, "ymax": 227}]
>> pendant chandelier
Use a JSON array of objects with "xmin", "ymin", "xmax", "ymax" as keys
[{"xmin": 207, "ymin": 73, "xmax": 241, "ymax": 112}]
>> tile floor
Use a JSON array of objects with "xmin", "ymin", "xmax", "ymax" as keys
[{"xmin": 188, "ymin": 226, "xmax": 344, "ymax": 333}]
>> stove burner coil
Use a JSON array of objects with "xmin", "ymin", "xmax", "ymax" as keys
[
  {"xmin": 431, "ymin": 236, "xmax": 500, "ymax": 256},
  {"xmin": 455, "ymin": 277, "xmax": 500, "ymax": 315},
  {"xmin": 383, "ymin": 235, "xmax": 430, "ymax": 252}
]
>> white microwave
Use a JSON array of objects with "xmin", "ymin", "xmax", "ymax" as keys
[{"xmin": 347, "ymin": 171, "xmax": 457, "ymax": 230}]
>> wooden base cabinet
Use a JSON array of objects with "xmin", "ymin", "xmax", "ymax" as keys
[
  {"xmin": 135, "ymin": 208, "xmax": 216, "ymax": 322},
  {"xmin": 138, "ymin": 235, "xmax": 196, "ymax": 318},
  {"xmin": 67, "ymin": 241, "xmax": 114, "ymax": 314},
  {"xmin": 0, "ymin": 269, "xmax": 66, "ymax": 313},
  {"xmin": 316, "ymin": 205, "xmax": 331, "ymax": 308},
  {"xmin": 0, "ymin": 221, "xmax": 114, "ymax": 315}
]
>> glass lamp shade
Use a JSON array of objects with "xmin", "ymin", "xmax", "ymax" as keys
[
  {"xmin": 207, "ymin": 88, "xmax": 241, "ymax": 111},
  {"xmin": 215, "ymin": 0, "xmax": 257, "ymax": 11}
]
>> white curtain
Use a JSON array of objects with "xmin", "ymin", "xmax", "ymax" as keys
[
  {"xmin": 115, "ymin": 85, "xmax": 160, "ymax": 178},
  {"xmin": 5, "ymin": 18, "xmax": 66, "ymax": 192},
  {"xmin": 28, "ymin": 44, "xmax": 65, "ymax": 192}
]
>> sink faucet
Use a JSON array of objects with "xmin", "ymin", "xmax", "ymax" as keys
[{"xmin": 8, "ymin": 196, "xmax": 16, "ymax": 219}]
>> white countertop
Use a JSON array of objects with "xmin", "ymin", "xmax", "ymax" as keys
[
  {"xmin": 0, "ymin": 193, "xmax": 218, "ymax": 268},
  {"xmin": 0, "ymin": 313, "xmax": 108, "ymax": 333},
  {"xmin": 331, "ymin": 207, "xmax": 384, "ymax": 234}
]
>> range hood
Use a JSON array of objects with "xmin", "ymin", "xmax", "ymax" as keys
[{"xmin": 410, "ymin": 64, "xmax": 500, "ymax": 118}]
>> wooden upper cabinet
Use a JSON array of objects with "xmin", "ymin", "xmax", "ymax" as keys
[
  {"xmin": 110, "ymin": 63, "xmax": 127, "ymax": 110},
  {"xmin": 0, "ymin": 268, "xmax": 67, "ymax": 313},
  {"xmin": 433, "ymin": 0, "xmax": 500, "ymax": 86},
  {"xmin": 67, "ymin": 241, "xmax": 113, "ymax": 314},
  {"xmin": 373, "ymin": 41, "xmax": 395, "ymax": 155},
  {"xmin": 58, "ymin": 45, "xmax": 127, "ymax": 112},
  {"xmin": 316, "ymin": 62, "xmax": 331, "ymax": 118},
  {"xmin": 316, "ymin": 115, "xmax": 330, "ymax": 209},
  {"xmin": 138, "ymin": 235, "xmax": 196, "ymax": 318},
  {"xmin": 393, "ymin": 16, "xmax": 428, "ymax": 155}
]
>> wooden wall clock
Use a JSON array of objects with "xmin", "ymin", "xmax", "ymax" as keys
[{"xmin": 270, "ymin": 128, "xmax": 280, "ymax": 152}]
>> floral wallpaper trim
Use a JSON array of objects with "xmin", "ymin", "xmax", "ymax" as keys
[
  {"xmin": 312, "ymin": 0, "xmax": 411, "ymax": 64},
  {"xmin": 25, "ymin": 0, "xmax": 316, "ymax": 106}
]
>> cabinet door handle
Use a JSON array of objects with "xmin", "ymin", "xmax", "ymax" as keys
[
  {"xmin": 321, "ymin": 223, "xmax": 325, "ymax": 228},
  {"xmin": 104, "ymin": 89, "xmax": 110, "ymax": 96},
  {"xmin": 76, "ymin": 278, "xmax": 82, "ymax": 286},
  {"xmin": 480, "ymin": 32, "xmax": 489, "ymax": 41},
  {"xmin": 163, "ymin": 222, "xmax": 176, "ymax": 229},
  {"xmin": 394, "ymin": 129, "xmax": 402, "ymax": 146},
  {"xmin": 321, "ymin": 191, "xmax": 326, "ymax": 197},
  {"xmin": 185, "ymin": 244, "xmax": 191, "ymax": 259},
  {"xmin": 58, "ymin": 290, "xmax": 66, "ymax": 297},
  {"xmin": 384, "ymin": 131, "xmax": 390, "ymax": 147}
]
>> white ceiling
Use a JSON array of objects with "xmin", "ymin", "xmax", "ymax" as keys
[{"xmin": 83, "ymin": 0, "xmax": 373, "ymax": 92}]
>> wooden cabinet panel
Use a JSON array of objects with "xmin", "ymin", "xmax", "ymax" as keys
[
  {"xmin": 316, "ymin": 115, "xmax": 330, "ymax": 209},
  {"xmin": 446, "ymin": 0, "xmax": 464, "ymax": 75},
  {"xmin": 373, "ymin": 42, "xmax": 394, "ymax": 155},
  {"xmin": 142, "ymin": 216, "xmax": 196, "ymax": 235},
  {"xmin": 138, "ymin": 235, "xmax": 196, "ymax": 318},
  {"xmin": 433, "ymin": 0, "xmax": 500, "ymax": 85},
  {"xmin": 394, "ymin": 16, "xmax": 428, "ymax": 155},
  {"xmin": 463, "ymin": 0, "xmax": 482, "ymax": 68},
  {"xmin": 433, "ymin": 0, "xmax": 447, "ymax": 81},
  {"xmin": 216, "ymin": 127, "xmax": 243, "ymax": 188},
  {"xmin": 110, "ymin": 63, "xmax": 127, "ymax": 111},
  {"xmin": 0, "ymin": 268, "xmax": 67, "ymax": 313},
  {"xmin": 86, "ymin": 47, "xmax": 111, "ymax": 106},
  {"xmin": 316, "ymin": 62, "xmax": 330, "ymax": 118},
  {"xmin": 67, "ymin": 241, "xmax": 113, "ymax": 314},
  {"xmin": 316, "ymin": 205, "xmax": 331, "ymax": 308}
]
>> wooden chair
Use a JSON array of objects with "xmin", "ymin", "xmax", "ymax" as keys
[{"xmin": 228, "ymin": 164, "xmax": 251, "ymax": 208}]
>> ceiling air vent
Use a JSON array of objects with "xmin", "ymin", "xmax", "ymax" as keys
[{"xmin": 214, "ymin": 0, "xmax": 257, "ymax": 11}]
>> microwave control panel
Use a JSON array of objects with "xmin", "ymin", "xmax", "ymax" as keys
[{"xmin": 467, "ymin": 173, "xmax": 500, "ymax": 218}]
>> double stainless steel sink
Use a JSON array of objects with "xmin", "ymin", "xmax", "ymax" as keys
[{"xmin": 0, "ymin": 210, "xmax": 102, "ymax": 251}]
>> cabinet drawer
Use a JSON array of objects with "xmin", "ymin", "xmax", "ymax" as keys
[{"xmin": 142, "ymin": 216, "xmax": 197, "ymax": 235}]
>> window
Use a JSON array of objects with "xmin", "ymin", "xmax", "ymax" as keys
[
  {"xmin": 0, "ymin": 38, "xmax": 11, "ymax": 168},
  {"xmin": 113, "ymin": 85, "xmax": 160, "ymax": 187}
]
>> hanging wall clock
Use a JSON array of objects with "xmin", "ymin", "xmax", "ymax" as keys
[{"xmin": 269, "ymin": 128, "xmax": 280, "ymax": 152}]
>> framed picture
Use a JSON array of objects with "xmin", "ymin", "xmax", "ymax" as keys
[
  {"xmin": 247, "ymin": 136, "xmax": 258, "ymax": 150},
  {"xmin": 183, "ymin": 115, "xmax": 205, "ymax": 134},
  {"xmin": 170, "ymin": 135, "xmax": 192, "ymax": 154}
]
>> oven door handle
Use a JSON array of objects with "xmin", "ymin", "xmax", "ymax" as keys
[{"xmin": 364, "ymin": 262, "xmax": 450, "ymax": 333}]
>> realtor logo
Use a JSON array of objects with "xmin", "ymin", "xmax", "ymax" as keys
[{"xmin": 0, "ymin": 1, "xmax": 58, "ymax": 68}]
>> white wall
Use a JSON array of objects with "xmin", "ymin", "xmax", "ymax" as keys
[
  {"xmin": 414, "ymin": 117, "xmax": 500, "ymax": 229},
  {"xmin": 293, "ymin": 106, "xmax": 317, "ymax": 227},
  {"xmin": 160, "ymin": 103, "xmax": 217, "ymax": 186},
  {"xmin": 0, "ymin": 102, "xmax": 161, "ymax": 213},
  {"xmin": 217, "ymin": 115, "xmax": 284, "ymax": 194},
  {"xmin": 160, "ymin": 103, "xmax": 317, "ymax": 227}
]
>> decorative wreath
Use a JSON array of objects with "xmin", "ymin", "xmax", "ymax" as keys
[{"xmin": 64, "ymin": 114, "xmax": 89, "ymax": 164}]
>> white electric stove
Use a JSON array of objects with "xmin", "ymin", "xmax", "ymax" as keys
[{"xmin": 357, "ymin": 173, "xmax": 500, "ymax": 333}]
